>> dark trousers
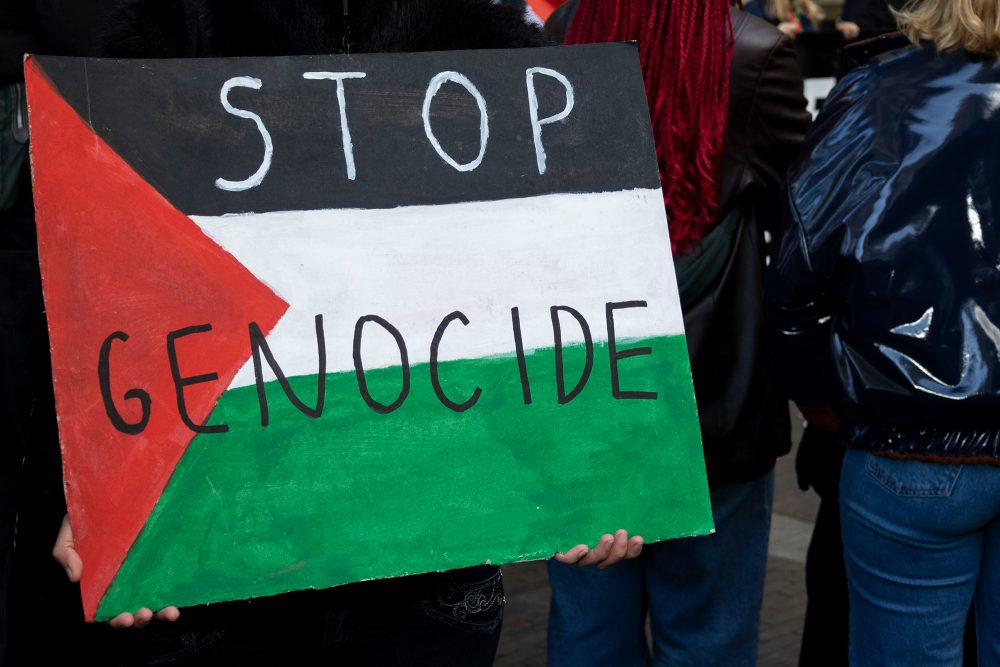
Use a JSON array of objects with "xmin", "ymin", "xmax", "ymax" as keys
[
  {"xmin": 0, "ymin": 155, "xmax": 71, "ymax": 666},
  {"xmin": 797, "ymin": 426, "xmax": 849, "ymax": 667},
  {"xmin": 106, "ymin": 566, "xmax": 504, "ymax": 667}
]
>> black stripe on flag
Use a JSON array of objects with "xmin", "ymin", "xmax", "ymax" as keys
[{"xmin": 34, "ymin": 44, "xmax": 659, "ymax": 215}]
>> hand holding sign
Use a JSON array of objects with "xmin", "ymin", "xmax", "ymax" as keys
[
  {"xmin": 554, "ymin": 529, "xmax": 644, "ymax": 569},
  {"xmin": 27, "ymin": 45, "xmax": 711, "ymax": 620},
  {"xmin": 53, "ymin": 515, "xmax": 181, "ymax": 628}
]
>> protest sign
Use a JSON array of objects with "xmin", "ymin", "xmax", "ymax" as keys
[{"xmin": 25, "ymin": 44, "xmax": 711, "ymax": 621}]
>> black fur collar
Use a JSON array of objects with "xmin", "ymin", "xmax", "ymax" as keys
[{"xmin": 103, "ymin": 0, "xmax": 550, "ymax": 58}]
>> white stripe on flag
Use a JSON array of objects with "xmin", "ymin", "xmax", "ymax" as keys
[{"xmin": 192, "ymin": 188, "xmax": 682, "ymax": 388}]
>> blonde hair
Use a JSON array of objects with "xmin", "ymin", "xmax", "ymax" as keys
[
  {"xmin": 895, "ymin": 0, "xmax": 1000, "ymax": 56},
  {"xmin": 768, "ymin": 0, "xmax": 825, "ymax": 24}
]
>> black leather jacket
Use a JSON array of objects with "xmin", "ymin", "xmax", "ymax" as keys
[
  {"xmin": 549, "ymin": 4, "xmax": 810, "ymax": 487},
  {"xmin": 768, "ymin": 44, "xmax": 1000, "ymax": 462}
]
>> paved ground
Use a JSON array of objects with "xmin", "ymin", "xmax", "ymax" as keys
[{"xmin": 495, "ymin": 411, "xmax": 818, "ymax": 667}]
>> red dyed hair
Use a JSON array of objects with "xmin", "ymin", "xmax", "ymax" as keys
[{"xmin": 565, "ymin": 0, "xmax": 734, "ymax": 254}]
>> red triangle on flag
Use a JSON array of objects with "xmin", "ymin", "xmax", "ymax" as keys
[
  {"xmin": 527, "ymin": 0, "xmax": 566, "ymax": 21},
  {"xmin": 25, "ymin": 57, "xmax": 289, "ymax": 620}
]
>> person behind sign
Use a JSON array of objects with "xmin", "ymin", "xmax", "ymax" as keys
[
  {"xmin": 767, "ymin": 0, "xmax": 1000, "ymax": 663},
  {"xmin": 837, "ymin": 0, "xmax": 909, "ymax": 42},
  {"xmin": 742, "ymin": 0, "xmax": 825, "ymax": 37},
  {"xmin": 0, "ymin": 2, "xmax": 139, "ymax": 664},
  {"xmin": 544, "ymin": 1, "xmax": 809, "ymax": 665},
  {"xmin": 40, "ymin": 1, "xmax": 641, "ymax": 665}
]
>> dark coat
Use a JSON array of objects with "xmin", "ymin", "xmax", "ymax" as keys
[
  {"xmin": 2, "ymin": 3, "xmax": 548, "ymax": 662},
  {"xmin": 0, "ymin": 0, "xmax": 114, "ymax": 84},
  {"xmin": 103, "ymin": 0, "xmax": 549, "ymax": 58},
  {"xmin": 768, "ymin": 44, "xmax": 1000, "ymax": 462},
  {"xmin": 691, "ymin": 10, "xmax": 808, "ymax": 487},
  {"xmin": 841, "ymin": 0, "xmax": 907, "ymax": 37},
  {"xmin": 548, "ymin": 2, "xmax": 810, "ymax": 487}
]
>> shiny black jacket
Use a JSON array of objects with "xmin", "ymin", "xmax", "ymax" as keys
[
  {"xmin": 549, "ymin": 3, "xmax": 810, "ymax": 487},
  {"xmin": 768, "ymin": 44, "xmax": 1000, "ymax": 461}
]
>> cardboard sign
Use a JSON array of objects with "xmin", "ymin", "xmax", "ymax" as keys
[{"xmin": 25, "ymin": 44, "xmax": 711, "ymax": 621}]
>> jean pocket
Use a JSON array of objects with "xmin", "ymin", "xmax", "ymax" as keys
[
  {"xmin": 863, "ymin": 453, "xmax": 962, "ymax": 497},
  {"xmin": 420, "ymin": 567, "xmax": 505, "ymax": 634}
]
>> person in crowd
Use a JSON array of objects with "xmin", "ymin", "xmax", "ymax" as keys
[
  {"xmin": 1, "ymin": 2, "xmax": 125, "ymax": 664},
  {"xmin": 545, "ymin": 1, "xmax": 810, "ymax": 665},
  {"xmin": 793, "ymin": 409, "xmax": 851, "ymax": 665},
  {"xmin": 767, "ymin": 0, "xmax": 1000, "ymax": 664},
  {"xmin": 743, "ymin": 0, "xmax": 826, "ymax": 37},
  {"xmin": 837, "ymin": 0, "xmax": 909, "ymax": 42},
  {"xmin": 835, "ymin": 0, "xmax": 911, "ymax": 78},
  {"xmin": 793, "ymin": 5, "xmax": 917, "ymax": 663},
  {"xmin": 9, "ymin": 0, "xmax": 637, "ymax": 664}
]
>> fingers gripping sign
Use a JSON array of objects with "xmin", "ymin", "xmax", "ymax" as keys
[
  {"xmin": 553, "ymin": 529, "xmax": 644, "ymax": 570},
  {"xmin": 53, "ymin": 514, "xmax": 181, "ymax": 628}
]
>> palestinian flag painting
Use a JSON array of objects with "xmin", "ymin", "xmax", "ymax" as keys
[{"xmin": 25, "ymin": 45, "xmax": 711, "ymax": 621}]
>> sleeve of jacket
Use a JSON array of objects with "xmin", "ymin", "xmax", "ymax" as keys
[
  {"xmin": 765, "ymin": 192, "xmax": 839, "ymax": 406},
  {"xmin": 742, "ymin": 32, "xmax": 811, "ymax": 221},
  {"xmin": 764, "ymin": 65, "xmax": 874, "ymax": 407}
]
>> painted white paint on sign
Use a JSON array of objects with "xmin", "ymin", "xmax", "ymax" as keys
[{"xmin": 192, "ymin": 188, "xmax": 681, "ymax": 387}]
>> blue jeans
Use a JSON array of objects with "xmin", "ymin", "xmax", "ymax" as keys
[
  {"xmin": 840, "ymin": 449, "xmax": 1000, "ymax": 667},
  {"xmin": 546, "ymin": 470, "xmax": 774, "ymax": 667}
]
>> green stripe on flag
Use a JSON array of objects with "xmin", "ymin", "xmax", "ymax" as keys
[{"xmin": 96, "ymin": 336, "xmax": 710, "ymax": 619}]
